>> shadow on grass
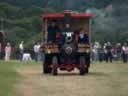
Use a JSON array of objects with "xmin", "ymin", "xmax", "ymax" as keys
[
  {"xmin": 42, "ymin": 72, "xmax": 109, "ymax": 77},
  {"xmin": 57, "ymin": 73, "xmax": 80, "ymax": 76},
  {"xmin": 25, "ymin": 71, "xmax": 109, "ymax": 77}
]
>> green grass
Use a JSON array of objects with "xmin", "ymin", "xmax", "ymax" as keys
[
  {"xmin": 40, "ymin": 63, "xmax": 128, "ymax": 96},
  {"xmin": 0, "ymin": 60, "xmax": 40, "ymax": 96},
  {"xmin": 0, "ymin": 61, "xmax": 18, "ymax": 96},
  {"xmin": 0, "ymin": 60, "xmax": 128, "ymax": 96},
  {"xmin": 14, "ymin": 61, "xmax": 128, "ymax": 96}
]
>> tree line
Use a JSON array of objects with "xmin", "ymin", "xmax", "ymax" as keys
[{"xmin": 0, "ymin": 0, "xmax": 127, "ymax": 48}]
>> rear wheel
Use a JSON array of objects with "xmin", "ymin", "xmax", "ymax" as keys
[
  {"xmin": 79, "ymin": 56, "xmax": 87, "ymax": 75},
  {"xmin": 52, "ymin": 56, "xmax": 58, "ymax": 75}
]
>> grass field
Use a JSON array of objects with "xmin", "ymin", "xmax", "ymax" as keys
[
  {"xmin": 0, "ymin": 61, "xmax": 18, "ymax": 96},
  {"xmin": 0, "ymin": 61, "xmax": 128, "ymax": 96}
]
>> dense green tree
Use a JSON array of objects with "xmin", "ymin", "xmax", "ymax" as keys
[{"xmin": 0, "ymin": 0, "xmax": 128, "ymax": 47}]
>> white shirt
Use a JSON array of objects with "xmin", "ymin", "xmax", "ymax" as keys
[
  {"xmin": 34, "ymin": 44, "xmax": 40, "ymax": 53},
  {"xmin": 122, "ymin": 46, "xmax": 128, "ymax": 54},
  {"xmin": 19, "ymin": 43, "xmax": 24, "ymax": 50}
]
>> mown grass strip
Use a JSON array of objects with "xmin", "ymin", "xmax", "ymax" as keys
[{"xmin": 0, "ymin": 61, "xmax": 18, "ymax": 96}]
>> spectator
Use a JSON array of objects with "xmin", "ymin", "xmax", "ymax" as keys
[
  {"xmin": 116, "ymin": 43, "xmax": 122, "ymax": 60},
  {"xmin": 111, "ymin": 46, "xmax": 117, "ymax": 60},
  {"xmin": 78, "ymin": 29, "xmax": 89, "ymax": 44},
  {"xmin": 19, "ymin": 41, "xmax": 24, "ymax": 60},
  {"xmin": 0, "ymin": 43, "xmax": 2, "ymax": 59},
  {"xmin": 98, "ymin": 45, "xmax": 104, "ymax": 62},
  {"xmin": 33, "ymin": 42, "xmax": 41, "ymax": 62},
  {"xmin": 93, "ymin": 42, "xmax": 100, "ymax": 61},
  {"xmin": 5, "ymin": 42, "xmax": 11, "ymax": 61},
  {"xmin": 105, "ymin": 42, "xmax": 113, "ymax": 62},
  {"xmin": 47, "ymin": 21, "xmax": 60, "ymax": 42},
  {"xmin": 22, "ymin": 53, "xmax": 32, "ymax": 61},
  {"xmin": 122, "ymin": 43, "xmax": 128, "ymax": 63},
  {"xmin": 39, "ymin": 43, "xmax": 45, "ymax": 63},
  {"xmin": 103, "ymin": 43, "xmax": 108, "ymax": 61}
]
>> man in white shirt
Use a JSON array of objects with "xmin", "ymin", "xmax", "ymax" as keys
[
  {"xmin": 122, "ymin": 43, "xmax": 128, "ymax": 63},
  {"xmin": 19, "ymin": 41, "xmax": 24, "ymax": 60},
  {"xmin": 33, "ymin": 42, "xmax": 40, "ymax": 62},
  {"xmin": 0, "ymin": 43, "xmax": 2, "ymax": 59}
]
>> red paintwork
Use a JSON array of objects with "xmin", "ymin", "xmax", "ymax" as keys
[
  {"xmin": 75, "ymin": 31, "xmax": 79, "ymax": 43},
  {"xmin": 42, "ymin": 13, "xmax": 93, "ymax": 19},
  {"xmin": 50, "ymin": 64, "xmax": 81, "ymax": 72}
]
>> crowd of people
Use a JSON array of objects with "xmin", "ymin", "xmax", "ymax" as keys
[
  {"xmin": 0, "ymin": 21, "xmax": 128, "ymax": 63},
  {"xmin": 18, "ymin": 41, "xmax": 43, "ymax": 62},
  {"xmin": 0, "ymin": 42, "xmax": 12, "ymax": 61},
  {"xmin": 0, "ymin": 41, "xmax": 128, "ymax": 63},
  {"xmin": 92, "ymin": 42, "xmax": 128, "ymax": 63},
  {"xmin": 0, "ymin": 41, "xmax": 43, "ymax": 62}
]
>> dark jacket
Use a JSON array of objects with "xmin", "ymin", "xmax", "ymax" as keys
[
  {"xmin": 78, "ymin": 34, "xmax": 89, "ymax": 44},
  {"xmin": 47, "ymin": 26, "xmax": 60, "ymax": 42}
]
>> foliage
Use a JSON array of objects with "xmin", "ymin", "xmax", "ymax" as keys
[{"xmin": 0, "ymin": 0, "xmax": 127, "ymax": 47}]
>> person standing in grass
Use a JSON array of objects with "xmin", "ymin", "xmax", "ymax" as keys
[
  {"xmin": 98, "ymin": 45, "xmax": 104, "ymax": 62},
  {"xmin": 0, "ymin": 43, "xmax": 2, "ymax": 59},
  {"xmin": 5, "ymin": 42, "xmax": 11, "ymax": 61},
  {"xmin": 116, "ymin": 43, "xmax": 122, "ymax": 60},
  {"xmin": 19, "ymin": 41, "xmax": 24, "ymax": 61},
  {"xmin": 93, "ymin": 42, "xmax": 100, "ymax": 61},
  {"xmin": 105, "ymin": 42, "xmax": 113, "ymax": 63},
  {"xmin": 33, "ymin": 42, "xmax": 41, "ymax": 62},
  {"xmin": 122, "ymin": 43, "xmax": 128, "ymax": 63},
  {"xmin": 39, "ymin": 43, "xmax": 45, "ymax": 63}
]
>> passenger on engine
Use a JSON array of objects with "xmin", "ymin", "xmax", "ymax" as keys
[
  {"xmin": 74, "ymin": 30, "xmax": 79, "ymax": 43},
  {"xmin": 64, "ymin": 24, "xmax": 72, "ymax": 32},
  {"xmin": 47, "ymin": 21, "xmax": 60, "ymax": 43},
  {"xmin": 78, "ymin": 28, "xmax": 89, "ymax": 44},
  {"xmin": 56, "ymin": 31, "xmax": 64, "ymax": 44}
]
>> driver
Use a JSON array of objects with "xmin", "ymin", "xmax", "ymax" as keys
[
  {"xmin": 56, "ymin": 31, "xmax": 64, "ymax": 43},
  {"xmin": 64, "ymin": 24, "xmax": 72, "ymax": 32},
  {"xmin": 47, "ymin": 21, "xmax": 60, "ymax": 43},
  {"xmin": 78, "ymin": 28, "xmax": 89, "ymax": 44}
]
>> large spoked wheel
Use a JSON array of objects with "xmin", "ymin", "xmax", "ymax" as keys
[
  {"xmin": 42, "ymin": 57, "xmax": 51, "ymax": 74},
  {"xmin": 52, "ymin": 56, "xmax": 58, "ymax": 76},
  {"xmin": 85, "ymin": 55, "xmax": 90, "ymax": 73},
  {"xmin": 43, "ymin": 60, "xmax": 51, "ymax": 74},
  {"xmin": 79, "ymin": 56, "xmax": 87, "ymax": 75}
]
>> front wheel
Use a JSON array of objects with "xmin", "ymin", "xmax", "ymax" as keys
[
  {"xmin": 43, "ymin": 61, "xmax": 51, "ymax": 74},
  {"xmin": 79, "ymin": 56, "xmax": 87, "ymax": 75},
  {"xmin": 52, "ymin": 56, "xmax": 58, "ymax": 75}
]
